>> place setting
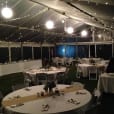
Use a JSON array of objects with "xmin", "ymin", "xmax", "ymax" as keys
[{"xmin": 67, "ymin": 98, "xmax": 80, "ymax": 105}]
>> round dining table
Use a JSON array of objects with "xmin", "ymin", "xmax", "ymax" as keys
[{"xmin": 2, "ymin": 84, "xmax": 92, "ymax": 114}]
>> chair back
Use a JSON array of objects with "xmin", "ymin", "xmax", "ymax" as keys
[
  {"xmin": 47, "ymin": 74, "xmax": 55, "ymax": 81},
  {"xmin": 89, "ymin": 65, "xmax": 98, "ymax": 80},
  {"xmin": 36, "ymin": 73, "xmax": 47, "ymax": 85}
]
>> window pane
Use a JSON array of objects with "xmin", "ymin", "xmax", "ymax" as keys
[
  {"xmin": 42, "ymin": 47, "xmax": 49, "ymax": 59},
  {"xmin": 0, "ymin": 47, "xmax": 9, "ymax": 63},
  {"xmin": 11, "ymin": 47, "xmax": 21, "ymax": 61},
  {"xmin": 50, "ymin": 47, "xmax": 55, "ymax": 58},
  {"xmin": 96, "ymin": 44, "xmax": 112, "ymax": 59},
  {"xmin": 78, "ymin": 45, "xmax": 89, "ymax": 58},
  {"xmin": 23, "ymin": 47, "xmax": 32, "ymax": 60},
  {"xmin": 90, "ymin": 45, "xmax": 95, "ymax": 57},
  {"xmin": 34, "ymin": 47, "xmax": 41, "ymax": 59}
]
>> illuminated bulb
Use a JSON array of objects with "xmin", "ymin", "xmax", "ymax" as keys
[
  {"xmin": 66, "ymin": 27, "xmax": 74, "ymax": 34},
  {"xmin": 62, "ymin": 20, "xmax": 65, "ymax": 23},
  {"xmin": 98, "ymin": 34, "xmax": 102, "ymax": 39},
  {"xmin": 45, "ymin": 20, "xmax": 54, "ymax": 29},
  {"xmin": 1, "ymin": 7, "xmax": 13, "ymax": 19},
  {"xmin": 105, "ymin": 2, "xmax": 109, "ymax": 5},
  {"xmin": 81, "ymin": 30, "xmax": 88, "ymax": 37}
]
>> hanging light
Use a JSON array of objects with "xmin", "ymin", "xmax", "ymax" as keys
[
  {"xmin": 66, "ymin": 27, "xmax": 74, "ymax": 34},
  {"xmin": 61, "ymin": 19, "xmax": 65, "ymax": 23},
  {"xmin": 81, "ymin": 30, "xmax": 88, "ymax": 37},
  {"xmin": 98, "ymin": 34, "xmax": 102, "ymax": 39},
  {"xmin": 45, "ymin": 20, "xmax": 54, "ymax": 29},
  {"xmin": 1, "ymin": 7, "xmax": 13, "ymax": 19}
]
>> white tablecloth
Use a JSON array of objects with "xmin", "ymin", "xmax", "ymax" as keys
[
  {"xmin": 26, "ymin": 67, "xmax": 66, "ymax": 75},
  {"xmin": 97, "ymin": 73, "xmax": 114, "ymax": 93},
  {"xmin": 2, "ymin": 85, "xmax": 92, "ymax": 114},
  {"xmin": 78, "ymin": 63, "xmax": 105, "ymax": 77},
  {"xmin": 24, "ymin": 66, "xmax": 66, "ymax": 82},
  {"xmin": 78, "ymin": 64, "xmax": 92, "ymax": 77}
]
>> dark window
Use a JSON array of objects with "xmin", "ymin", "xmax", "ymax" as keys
[
  {"xmin": 0, "ymin": 47, "xmax": 9, "ymax": 63},
  {"xmin": 42, "ymin": 47, "xmax": 49, "ymax": 59},
  {"xmin": 78, "ymin": 45, "xmax": 89, "ymax": 58},
  {"xmin": 50, "ymin": 47, "xmax": 55, "ymax": 58},
  {"xmin": 23, "ymin": 46, "xmax": 32, "ymax": 60},
  {"xmin": 90, "ymin": 45, "xmax": 95, "ymax": 57},
  {"xmin": 34, "ymin": 47, "xmax": 41, "ymax": 59},
  {"xmin": 96, "ymin": 44, "xmax": 112, "ymax": 59},
  {"xmin": 11, "ymin": 47, "xmax": 21, "ymax": 61}
]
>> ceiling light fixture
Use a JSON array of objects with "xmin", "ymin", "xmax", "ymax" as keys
[
  {"xmin": 105, "ymin": 2, "xmax": 109, "ymax": 5},
  {"xmin": 62, "ymin": 19, "xmax": 65, "ymax": 23},
  {"xmin": 66, "ymin": 27, "xmax": 74, "ymax": 34},
  {"xmin": 1, "ymin": 0, "xmax": 13, "ymax": 19},
  {"xmin": 81, "ymin": 30, "xmax": 88, "ymax": 37},
  {"xmin": 45, "ymin": 20, "xmax": 54, "ymax": 29},
  {"xmin": 98, "ymin": 34, "xmax": 102, "ymax": 39},
  {"xmin": 1, "ymin": 1, "xmax": 13, "ymax": 19},
  {"xmin": 1, "ymin": 7, "xmax": 13, "ymax": 19}
]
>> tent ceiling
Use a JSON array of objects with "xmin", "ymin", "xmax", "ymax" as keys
[{"xmin": 0, "ymin": 0, "xmax": 114, "ymax": 43}]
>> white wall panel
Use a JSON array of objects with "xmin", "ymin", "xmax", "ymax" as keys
[{"xmin": 0, "ymin": 60, "xmax": 42, "ymax": 76}]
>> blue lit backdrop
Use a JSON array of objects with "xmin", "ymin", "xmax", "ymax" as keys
[
  {"xmin": 56, "ymin": 45, "xmax": 76, "ymax": 58},
  {"xmin": 56, "ymin": 45, "xmax": 65, "ymax": 57}
]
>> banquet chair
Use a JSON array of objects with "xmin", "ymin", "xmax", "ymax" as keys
[
  {"xmin": 66, "ymin": 58, "xmax": 73, "ymax": 66},
  {"xmin": 57, "ymin": 58, "xmax": 65, "ymax": 66},
  {"xmin": 23, "ymin": 72, "xmax": 32, "ymax": 87},
  {"xmin": 89, "ymin": 66, "xmax": 98, "ymax": 80},
  {"xmin": 76, "ymin": 66, "xmax": 83, "ymax": 78},
  {"xmin": 47, "ymin": 74, "xmax": 55, "ymax": 81},
  {"xmin": 12, "ymin": 83, "xmax": 25, "ymax": 91},
  {"xmin": 23, "ymin": 72, "xmax": 32, "ymax": 78},
  {"xmin": 98, "ymin": 66, "xmax": 105, "ymax": 76},
  {"xmin": 56, "ymin": 72, "xmax": 65, "ymax": 84},
  {"xmin": 36, "ymin": 73, "xmax": 47, "ymax": 85},
  {"xmin": 54, "ymin": 57, "xmax": 61, "ymax": 66}
]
